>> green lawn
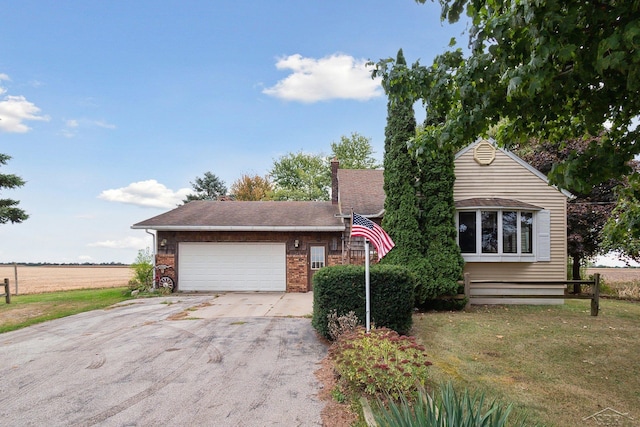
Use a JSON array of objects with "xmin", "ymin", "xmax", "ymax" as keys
[
  {"xmin": 413, "ymin": 299, "xmax": 640, "ymax": 426},
  {"xmin": 0, "ymin": 287, "xmax": 133, "ymax": 333}
]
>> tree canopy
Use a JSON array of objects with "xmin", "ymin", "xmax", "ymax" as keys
[
  {"xmin": 270, "ymin": 152, "xmax": 330, "ymax": 201},
  {"xmin": 330, "ymin": 132, "xmax": 380, "ymax": 169},
  {"xmin": 515, "ymin": 137, "xmax": 620, "ymax": 278},
  {"xmin": 182, "ymin": 171, "xmax": 227, "ymax": 203},
  {"xmin": 230, "ymin": 174, "xmax": 273, "ymax": 201},
  {"xmin": 0, "ymin": 153, "xmax": 28, "ymax": 225},
  {"xmin": 375, "ymin": 0, "xmax": 640, "ymax": 192},
  {"xmin": 602, "ymin": 170, "xmax": 640, "ymax": 263},
  {"xmin": 270, "ymin": 132, "xmax": 379, "ymax": 201}
]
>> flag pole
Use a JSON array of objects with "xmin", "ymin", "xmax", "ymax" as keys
[{"xmin": 364, "ymin": 239, "xmax": 371, "ymax": 332}]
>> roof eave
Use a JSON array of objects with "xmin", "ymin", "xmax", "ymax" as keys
[{"xmin": 131, "ymin": 225, "xmax": 345, "ymax": 232}]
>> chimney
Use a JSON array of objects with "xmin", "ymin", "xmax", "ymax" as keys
[{"xmin": 331, "ymin": 157, "xmax": 339, "ymax": 205}]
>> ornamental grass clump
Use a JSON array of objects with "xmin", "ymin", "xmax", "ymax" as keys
[
  {"xmin": 329, "ymin": 327, "xmax": 432, "ymax": 399},
  {"xmin": 372, "ymin": 382, "xmax": 521, "ymax": 427}
]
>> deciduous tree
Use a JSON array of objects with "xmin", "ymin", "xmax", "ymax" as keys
[
  {"xmin": 230, "ymin": 174, "xmax": 273, "ymax": 201},
  {"xmin": 515, "ymin": 137, "xmax": 619, "ymax": 283},
  {"xmin": 270, "ymin": 134, "xmax": 379, "ymax": 201},
  {"xmin": 602, "ymin": 167, "xmax": 640, "ymax": 263},
  {"xmin": 330, "ymin": 132, "xmax": 380, "ymax": 169},
  {"xmin": 270, "ymin": 152, "xmax": 330, "ymax": 201},
  {"xmin": 376, "ymin": 1, "xmax": 639, "ymax": 186},
  {"xmin": 0, "ymin": 153, "xmax": 28, "ymax": 224}
]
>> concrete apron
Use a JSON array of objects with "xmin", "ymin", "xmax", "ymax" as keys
[{"xmin": 184, "ymin": 291, "xmax": 314, "ymax": 318}]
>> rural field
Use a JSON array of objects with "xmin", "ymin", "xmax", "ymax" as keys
[
  {"xmin": 587, "ymin": 267, "xmax": 640, "ymax": 284},
  {"xmin": 0, "ymin": 265, "xmax": 134, "ymax": 295}
]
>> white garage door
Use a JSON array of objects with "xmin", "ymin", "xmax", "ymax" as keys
[{"xmin": 178, "ymin": 242, "xmax": 286, "ymax": 292}]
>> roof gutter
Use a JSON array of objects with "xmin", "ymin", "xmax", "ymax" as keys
[
  {"xmin": 131, "ymin": 225, "xmax": 345, "ymax": 232},
  {"xmin": 145, "ymin": 229, "xmax": 157, "ymax": 290}
]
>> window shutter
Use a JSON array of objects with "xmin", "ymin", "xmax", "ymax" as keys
[{"xmin": 537, "ymin": 210, "xmax": 551, "ymax": 261}]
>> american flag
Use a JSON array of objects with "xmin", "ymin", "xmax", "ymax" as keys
[{"xmin": 351, "ymin": 213, "xmax": 395, "ymax": 260}]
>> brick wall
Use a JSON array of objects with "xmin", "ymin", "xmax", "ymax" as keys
[
  {"xmin": 156, "ymin": 230, "xmax": 344, "ymax": 292},
  {"xmin": 287, "ymin": 252, "xmax": 308, "ymax": 292},
  {"xmin": 155, "ymin": 254, "xmax": 176, "ymax": 285}
]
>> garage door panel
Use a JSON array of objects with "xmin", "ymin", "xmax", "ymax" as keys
[{"xmin": 178, "ymin": 243, "xmax": 286, "ymax": 292}]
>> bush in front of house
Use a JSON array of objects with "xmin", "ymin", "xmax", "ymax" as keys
[
  {"xmin": 312, "ymin": 264, "xmax": 414, "ymax": 339},
  {"xmin": 329, "ymin": 327, "xmax": 432, "ymax": 400},
  {"xmin": 128, "ymin": 248, "xmax": 154, "ymax": 293}
]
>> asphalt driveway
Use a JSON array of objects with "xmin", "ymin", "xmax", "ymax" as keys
[{"xmin": 0, "ymin": 294, "xmax": 327, "ymax": 426}]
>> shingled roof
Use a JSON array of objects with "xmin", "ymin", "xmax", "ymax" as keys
[
  {"xmin": 337, "ymin": 169, "xmax": 385, "ymax": 217},
  {"xmin": 132, "ymin": 200, "xmax": 344, "ymax": 231}
]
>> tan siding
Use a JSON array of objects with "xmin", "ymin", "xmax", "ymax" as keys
[{"xmin": 454, "ymin": 146, "xmax": 568, "ymax": 282}]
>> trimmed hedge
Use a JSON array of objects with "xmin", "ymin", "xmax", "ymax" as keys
[{"xmin": 312, "ymin": 264, "xmax": 414, "ymax": 339}]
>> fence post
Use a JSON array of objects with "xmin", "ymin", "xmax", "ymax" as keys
[
  {"xmin": 591, "ymin": 273, "xmax": 600, "ymax": 316},
  {"xmin": 14, "ymin": 262, "xmax": 18, "ymax": 295},
  {"xmin": 464, "ymin": 273, "xmax": 471, "ymax": 310},
  {"xmin": 4, "ymin": 278, "xmax": 10, "ymax": 304}
]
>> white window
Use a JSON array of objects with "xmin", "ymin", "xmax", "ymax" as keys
[
  {"xmin": 310, "ymin": 246, "xmax": 326, "ymax": 270},
  {"xmin": 457, "ymin": 210, "xmax": 549, "ymax": 262}
]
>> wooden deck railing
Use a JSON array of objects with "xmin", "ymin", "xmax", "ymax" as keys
[{"xmin": 462, "ymin": 273, "xmax": 600, "ymax": 316}]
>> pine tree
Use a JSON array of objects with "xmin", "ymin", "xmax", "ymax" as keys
[{"xmin": 0, "ymin": 153, "xmax": 28, "ymax": 225}]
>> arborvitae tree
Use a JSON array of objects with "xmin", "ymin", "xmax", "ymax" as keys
[
  {"xmin": 381, "ymin": 49, "xmax": 421, "ymax": 266},
  {"xmin": 380, "ymin": 49, "xmax": 464, "ymax": 304},
  {"xmin": 415, "ymin": 139, "xmax": 464, "ymax": 301}
]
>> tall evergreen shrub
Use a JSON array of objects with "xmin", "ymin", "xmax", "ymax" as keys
[
  {"xmin": 381, "ymin": 49, "xmax": 420, "ymax": 267},
  {"xmin": 379, "ymin": 49, "xmax": 464, "ymax": 304},
  {"xmin": 416, "ymin": 137, "xmax": 465, "ymax": 300}
]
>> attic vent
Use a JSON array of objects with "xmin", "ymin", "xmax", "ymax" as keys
[{"xmin": 473, "ymin": 140, "xmax": 496, "ymax": 165}]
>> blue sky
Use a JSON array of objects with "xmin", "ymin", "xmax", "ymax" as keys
[{"xmin": 1, "ymin": 0, "xmax": 468, "ymax": 264}]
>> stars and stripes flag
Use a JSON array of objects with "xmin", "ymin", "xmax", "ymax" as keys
[{"xmin": 351, "ymin": 213, "xmax": 395, "ymax": 260}]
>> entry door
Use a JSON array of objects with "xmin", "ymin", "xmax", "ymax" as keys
[{"xmin": 308, "ymin": 245, "xmax": 326, "ymax": 291}]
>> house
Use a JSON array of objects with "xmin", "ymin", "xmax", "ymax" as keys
[{"xmin": 132, "ymin": 139, "xmax": 570, "ymax": 300}]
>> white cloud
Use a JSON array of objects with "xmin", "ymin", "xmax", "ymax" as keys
[
  {"xmin": 93, "ymin": 119, "xmax": 116, "ymax": 129},
  {"xmin": 263, "ymin": 53, "xmax": 383, "ymax": 103},
  {"xmin": 88, "ymin": 236, "xmax": 149, "ymax": 249},
  {"xmin": 0, "ymin": 73, "xmax": 50, "ymax": 133},
  {"xmin": 78, "ymin": 255, "xmax": 93, "ymax": 261},
  {"xmin": 60, "ymin": 118, "xmax": 115, "ymax": 138},
  {"xmin": 99, "ymin": 179, "xmax": 191, "ymax": 209},
  {"xmin": 0, "ymin": 95, "xmax": 50, "ymax": 133}
]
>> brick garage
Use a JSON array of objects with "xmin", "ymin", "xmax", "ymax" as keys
[
  {"xmin": 132, "ymin": 160, "xmax": 385, "ymax": 293},
  {"xmin": 154, "ymin": 230, "xmax": 342, "ymax": 292}
]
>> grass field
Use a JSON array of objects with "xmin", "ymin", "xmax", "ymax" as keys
[
  {"xmin": 0, "ymin": 287, "xmax": 133, "ymax": 333},
  {"xmin": 0, "ymin": 265, "xmax": 134, "ymax": 295},
  {"xmin": 414, "ymin": 299, "xmax": 640, "ymax": 426}
]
